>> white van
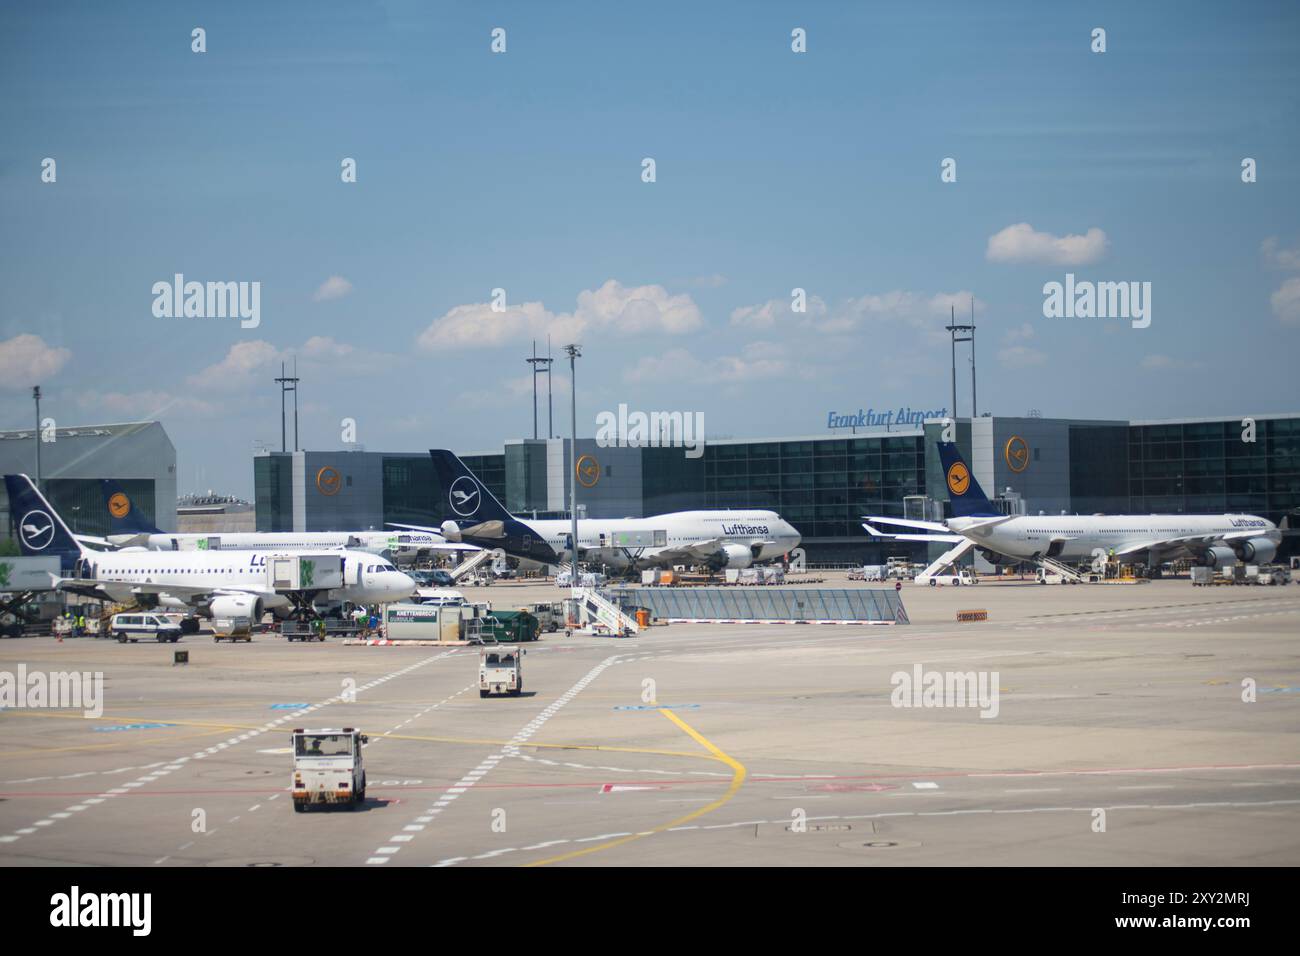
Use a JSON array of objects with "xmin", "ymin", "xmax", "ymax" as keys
[{"xmin": 109, "ymin": 612, "xmax": 183, "ymax": 643}]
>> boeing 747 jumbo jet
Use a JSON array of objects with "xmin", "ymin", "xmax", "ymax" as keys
[
  {"xmin": 389, "ymin": 450, "xmax": 802, "ymax": 573},
  {"xmin": 863, "ymin": 443, "xmax": 1283, "ymax": 570},
  {"xmin": 96, "ymin": 479, "xmax": 476, "ymax": 562},
  {"xmin": 5, "ymin": 475, "xmax": 415, "ymax": 622}
]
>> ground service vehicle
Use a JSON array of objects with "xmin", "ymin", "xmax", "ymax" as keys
[
  {"xmin": 291, "ymin": 728, "xmax": 367, "ymax": 811},
  {"xmin": 479, "ymin": 647, "xmax": 524, "ymax": 697},
  {"xmin": 110, "ymin": 612, "xmax": 183, "ymax": 643},
  {"xmin": 915, "ymin": 570, "xmax": 978, "ymax": 587}
]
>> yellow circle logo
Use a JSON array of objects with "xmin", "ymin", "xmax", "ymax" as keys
[
  {"xmin": 108, "ymin": 492, "xmax": 131, "ymax": 518},
  {"xmin": 576, "ymin": 455, "xmax": 600, "ymax": 488},
  {"xmin": 1005, "ymin": 436, "xmax": 1029, "ymax": 473},
  {"xmin": 316, "ymin": 467, "xmax": 342, "ymax": 496},
  {"xmin": 946, "ymin": 462, "xmax": 970, "ymax": 496}
]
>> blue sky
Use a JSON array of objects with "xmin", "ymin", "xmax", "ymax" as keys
[{"xmin": 2, "ymin": 0, "xmax": 1298, "ymax": 497}]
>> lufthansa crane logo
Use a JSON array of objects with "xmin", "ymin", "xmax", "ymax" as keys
[
  {"xmin": 19, "ymin": 510, "xmax": 55, "ymax": 551},
  {"xmin": 1005, "ymin": 436, "xmax": 1029, "ymax": 473},
  {"xmin": 576, "ymin": 455, "xmax": 600, "ymax": 488},
  {"xmin": 316, "ymin": 467, "xmax": 342, "ymax": 496},
  {"xmin": 108, "ymin": 492, "xmax": 131, "ymax": 518},
  {"xmin": 448, "ymin": 475, "xmax": 481, "ymax": 517},
  {"xmin": 946, "ymin": 462, "xmax": 970, "ymax": 497}
]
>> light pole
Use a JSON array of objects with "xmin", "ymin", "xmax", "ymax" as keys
[
  {"xmin": 32, "ymin": 386, "xmax": 41, "ymax": 488},
  {"xmin": 564, "ymin": 344, "xmax": 581, "ymax": 577}
]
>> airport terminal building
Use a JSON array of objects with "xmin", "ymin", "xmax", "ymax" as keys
[
  {"xmin": 0, "ymin": 421, "xmax": 177, "ymax": 544},
  {"xmin": 253, "ymin": 412, "xmax": 1300, "ymax": 564}
]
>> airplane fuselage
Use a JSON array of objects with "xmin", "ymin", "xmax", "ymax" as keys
[
  {"xmin": 80, "ymin": 548, "xmax": 415, "ymax": 608},
  {"xmin": 525, "ymin": 510, "xmax": 801, "ymax": 571},
  {"xmin": 950, "ymin": 513, "xmax": 1279, "ymax": 563}
]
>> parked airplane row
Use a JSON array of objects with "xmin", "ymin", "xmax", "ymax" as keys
[
  {"xmin": 90, "ymin": 479, "xmax": 477, "ymax": 562},
  {"xmin": 864, "ymin": 442, "xmax": 1284, "ymax": 571},
  {"xmin": 389, "ymin": 450, "xmax": 803, "ymax": 574},
  {"xmin": 5, "ymin": 475, "xmax": 416, "ymax": 622}
]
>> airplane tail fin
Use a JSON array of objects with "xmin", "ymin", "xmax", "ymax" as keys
[
  {"xmin": 937, "ymin": 442, "xmax": 1000, "ymax": 518},
  {"xmin": 428, "ymin": 450, "xmax": 515, "ymax": 524},
  {"xmin": 4, "ymin": 474, "xmax": 85, "ymax": 564},
  {"xmin": 101, "ymin": 479, "xmax": 162, "ymax": 535}
]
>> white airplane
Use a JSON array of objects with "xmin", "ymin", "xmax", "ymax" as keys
[
  {"xmin": 863, "ymin": 443, "xmax": 1283, "ymax": 570},
  {"xmin": 97, "ymin": 479, "xmax": 477, "ymax": 562},
  {"xmin": 389, "ymin": 450, "xmax": 802, "ymax": 573},
  {"xmin": 5, "ymin": 474, "xmax": 416, "ymax": 622}
]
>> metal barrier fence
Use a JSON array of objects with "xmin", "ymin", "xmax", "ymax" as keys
[{"xmin": 603, "ymin": 587, "xmax": 909, "ymax": 624}]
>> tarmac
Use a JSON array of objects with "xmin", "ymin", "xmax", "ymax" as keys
[{"xmin": 1, "ymin": 574, "xmax": 1296, "ymax": 867}]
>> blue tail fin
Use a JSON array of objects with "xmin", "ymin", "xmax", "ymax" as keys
[
  {"xmin": 102, "ymin": 479, "xmax": 162, "ymax": 535},
  {"xmin": 5, "ymin": 474, "xmax": 85, "ymax": 566},
  {"xmin": 937, "ymin": 443, "xmax": 999, "ymax": 517},
  {"xmin": 429, "ymin": 450, "xmax": 515, "ymax": 523}
]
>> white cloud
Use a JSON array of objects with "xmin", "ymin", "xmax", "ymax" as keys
[
  {"xmin": 0, "ymin": 334, "xmax": 71, "ymax": 389},
  {"xmin": 416, "ymin": 280, "xmax": 703, "ymax": 352},
  {"xmin": 996, "ymin": 323, "xmax": 1046, "ymax": 367},
  {"xmin": 187, "ymin": 336, "xmax": 397, "ymax": 391},
  {"xmin": 1271, "ymin": 277, "xmax": 1300, "ymax": 326},
  {"xmin": 730, "ymin": 290, "xmax": 980, "ymax": 337},
  {"xmin": 730, "ymin": 295, "xmax": 827, "ymax": 328},
  {"xmin": 187, "ymin": 340, "xmax": 281, "ymax": 391},
  {"xmin": 313, "ymin": 276, "xmax": 353, "ymax": 301},
  {"xmin": 986, "ymin": 223, "xmax": 1109, "ymax": 266},
  {"xmin": 1261, "ymin": 237, "xmax": 1300, "ymax": 272}
]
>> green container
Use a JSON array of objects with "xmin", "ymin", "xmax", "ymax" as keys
[{"xmin": 484, "ymin": 610, "xmax": 540, "ymax": 642}]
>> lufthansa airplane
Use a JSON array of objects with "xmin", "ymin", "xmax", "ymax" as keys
[
  {"xmin": 96, "ymin": 479, "xmax": 477, "ymax": 562},
  {"xmin": 389, "ymin": 450, "xmax": 802, "ymax": 573},
  {"xmin": 863, "ymin": 443, "xmax": 1283, "ymax": 569},
  {"xmin": 5, "ymin": 474, "xmax": 415, "ymax": 622}
]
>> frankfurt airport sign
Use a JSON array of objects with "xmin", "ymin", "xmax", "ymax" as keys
[{"xmin": 827, "ymin": 406, "xmax": 949, "ymax": 429}]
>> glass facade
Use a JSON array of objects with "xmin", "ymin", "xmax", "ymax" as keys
[
  {"xmin": 1069, "ymin": 425, "xmax": 1130, "ymax": 514},
  {"xmin": 461, "ymin": 453, "xmax": 506, "ymax": 505},
  {"xmin": 254, "ymin": 455, "xmax": 293, "ymax": 532},
  {"xmin": 382, "ymin": 455, "xmax": 437, "ymax": 527},
  {"xmin": 1128, "ymin": 417, "xmax": 1300, "ymax": 520},
  {"xmin": 704, "ymin": 436, "xmax": 926, "ymax": 540}
]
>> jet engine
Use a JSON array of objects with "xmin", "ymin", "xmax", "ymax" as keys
[
  {"xmin": 1232, "ymin": 537, "xmax": 1276, "ymax": 565},
  {"xmin": 713, "ymin": 544, "xmax": 755, "ymax": 570},
  {"xmin": 206, "ymin": 594, "xmax": 263, "ymax": 622},
  {"xmin": 440, "ymin": 520, "xmax": 462, "ymax": 543},
  {"xmin": 1198, "ymin": 546, "xmax": 1238, "ymax": 568},
  {"xmin": 979, "ymin": 548, "xmax": 1004, "ymax": 565}
]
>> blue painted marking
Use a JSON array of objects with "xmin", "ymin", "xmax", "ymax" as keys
[
  {"xmin": 270, "ymin": 703, "xmax": 309, "ymax": 709},
  {"xmin": 1261, "ymin": 687, "xmax": 1299, "ymax": 694},
  {"xmin": 93, "ymin": 723, "xmax": 176, "ymax": 732},
  {"xmin": 613, "ymin": 704, "xmax": 701, "ymax": 711}
]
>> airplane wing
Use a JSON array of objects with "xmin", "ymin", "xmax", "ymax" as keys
[
  {"xmin": 1114, "ymin": 529, "xmax": 1269, "ymax": 559},
  {"xmin": 379, "ymin": 524, "xmax": 481, "ymax": 552},
  {"xmin": 862, "ymin": 515, "xmax": 951, "ymax": 533},
  {"xmin": 634, "ymin": 538, "xmax": 725, "ymax": 566},
  {"xmin": 52, "ymin": 577, "xmax": 278, "ymax": 606},
  {"xmin": 863, "ymin": 523, "xmax": 965, "ymax": 543}
]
